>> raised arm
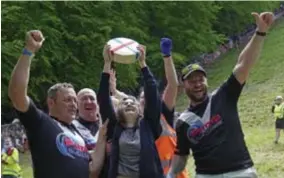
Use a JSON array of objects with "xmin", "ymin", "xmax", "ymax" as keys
[
  {"xmin": 8, "ymin": 30, "xmax": 44, "ymax": 112},
  {"xmin": 138, "ymin": 45, "xmax": 162, "ymax": 139},
  {"xmin": 233, "ymin": 12, "xmax": 274, "ymax": 84},
  {"xmin": 97, "ymin": 45, "xmax": 117, "ymax": 139},
  {"xmin": 160, "ymin": 38, "xmax": 179, "ymax": 111},
  {"xmin": 89, "ymin": 119, "xmax": 109, "ymax": 178},
  {"xmin": 109, "ymin": 69, "xmax": 128, "ymax": 101}
]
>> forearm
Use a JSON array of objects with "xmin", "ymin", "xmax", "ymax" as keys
[
  {"xmin": 8, "ymin": 53, "xmax": 33, "ymax": 112},
  {"xmin": 103, "ymin": 62, "xmax": 111, "ymax": 74},
  {"xmin": 97, "ymin": 72, "xmax": 117, "ymax": 138},
  {"xmin": 89, "ymin": 141, "xmax": 106, "ymax": 178},
  {"xmin": 142, "ymin": 66, "xmax": 162, "ymax": 137},
  {"xmin": 98, "ymin": 63, "xmax": 116, "ymax": 120},
  {"xmin": 142, "ymin": 66, "xmax": 161, "ymax": 118},
  {"xmin": 163, "ymin": 56, "xmax": 178, "ymax": 110},
  {"xmin": 233, "ymin": 34, "xmax": 265, "ymax": 84},
  {"xmin": 163, "ymin": 56, "xmax": 178, "ymax": 88},
  {"xmin": 167, "ymin": 155, "xmax": 188, "ymax": 177},
  {"xmin": 113, "ymin": 89, "xmax": 128, "ymax": 100}
]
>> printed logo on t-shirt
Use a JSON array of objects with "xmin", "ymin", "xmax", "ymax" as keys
[
  {"xmin": 73, "ymin": 122, "xmax": 98, "ymax": 150},
  {"xmin": 82, "ymin": 133, "xmax": 97, "ymax": 150},
  {"xmin": 187, "ymin": 114, "xmax": 222, "ymax": 144},
  {"xmin": 56, "ymin": 132, "xmax": 89, "ymax": 159}
]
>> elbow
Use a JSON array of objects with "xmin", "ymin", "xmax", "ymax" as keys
[
  {"xmin": 167, "ymin": 76, "xmax": 179, "ymax": 88},
  {"xmin": 8, "ymin": 80, "xmax": 15, "ymax": 101},
  {"xmin": 8, "ymin": 81, "xmax": 19, "ymax": 106}
]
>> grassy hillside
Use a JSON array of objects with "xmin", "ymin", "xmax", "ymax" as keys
[
  {"xmin": 177, "ymin": 19, "xmax": 284, "ymax": 178},
  {"xmin": 19, "ymin": 19, "xmax": 284, "ymax": 178}
]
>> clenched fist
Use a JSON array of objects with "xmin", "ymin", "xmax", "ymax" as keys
[
  {"xmin": 251, "ymin": 12, "xmax": 274, "ymax": 33},
  {"xmin": 25, "ymin": 30, "xmax": 45, "ymax": 53}
]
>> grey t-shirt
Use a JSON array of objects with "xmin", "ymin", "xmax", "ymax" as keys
[{"xmin": 118, "ymin": 128, "xmax": 141, "ymax": 178}]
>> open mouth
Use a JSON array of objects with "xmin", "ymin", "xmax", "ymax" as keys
[
  {"xmin": 84, "ymin": 105, "xmax": 96, "ymax": 111},
  {"xmin": 125, "ymin": 107, "xmax": 136, "ymax": 112}
]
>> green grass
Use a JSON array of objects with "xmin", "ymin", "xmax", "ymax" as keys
[
  {"xmin": 177, "ymin": 19, "xmax": 284, "ymax": 178},
  {"xmin": 20, "ymin": 20, "xmax": 284, "ymax": 178}
]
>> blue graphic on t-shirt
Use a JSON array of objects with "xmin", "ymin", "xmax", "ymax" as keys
[{"xmin": 56, "ymin": 133, "xmax": 89, "ymax": 160}]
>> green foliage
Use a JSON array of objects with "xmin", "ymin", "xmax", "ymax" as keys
[
  {"xmin": 1, "ymin": 1, "xmax": 280, "ymax": 108},
  {"xmin": 213, "ymin": 1, "xmax": 281, "ymax": 36}
]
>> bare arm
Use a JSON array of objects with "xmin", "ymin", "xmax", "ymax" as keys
[
  {"xmin": 8, "ymin": 30, "xmax": 44, "ymax": 112},
  {"xmin": 114, "ymin": 90, "xmax": 128, "ymax": 100},
  {"xmin": 162, "ymin": 56, "xmax": 179, "ymax": 110},
  {"xmin": 109, "ymin": 69, "xmax": 128, "ymax": 100},
  {"xmin": 167, "ymin": 155, "xmax": 188, "ymax": 178},
  {"xmin": 8, "ymin": 55, "xmax": 33, "ymax": 112},
  {"xmin": 89, "ymin": 120, "xmax": 109, "ymax": 178},
  {"xmin": 233, "ymin": 12, "xmax": 274, "ymax": 84}
]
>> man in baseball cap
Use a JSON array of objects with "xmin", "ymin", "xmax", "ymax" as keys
[
  {"xmin": 181, "ymin": 63, "xmax": 207, "ymax": 81},
  {"xmin": 167, "ymin": 11, "xmax": 275, "ymax": 178},
  {"xmin": 180, "ymin": 63, "xmax": 208, "ymax": 104}
]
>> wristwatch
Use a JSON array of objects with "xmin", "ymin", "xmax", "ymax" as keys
[{"xmin": 256, "ymin": 31, "xmax": 266, "ymax": 36}]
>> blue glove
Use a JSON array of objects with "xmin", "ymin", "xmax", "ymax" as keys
[{"xmin": 160, "ymin": 38, "xmax": 172, "ymax": 57}]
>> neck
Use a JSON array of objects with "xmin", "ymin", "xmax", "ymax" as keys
[
  {"xmin": 124, "ymin": 121, "xmax": 136, "ymax": 128},
  {"xmin": 189, "ymin": 95, "xmax": 208, "ymax": 107},
  {"xmin": 79, "ymin": 114, "xmax": 98, "ymax": 122},
  {"xmin": 50, "ymin": 113, "xmax": 72, "ymax": 125},
  {"xmin": 124, "ymin": 116, "xmax": 137, "ymax": 128}
]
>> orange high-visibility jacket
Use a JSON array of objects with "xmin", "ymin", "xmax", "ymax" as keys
[{"xmin": 155, "ymin": 115, "xmax": 188, "ymax": 178}]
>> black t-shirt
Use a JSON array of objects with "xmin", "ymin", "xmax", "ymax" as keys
[
  {"xmin": 175, "ymin": 74, "xmax": 253, "ymax": 174},
  {"xmin": 16, "ymin": 99, "xmax": 89, "ymax": 178}
]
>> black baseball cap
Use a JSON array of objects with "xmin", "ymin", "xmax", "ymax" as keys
[{"xmin": 181, "ymin": 63, "xmax": 206, "ymax": 81}]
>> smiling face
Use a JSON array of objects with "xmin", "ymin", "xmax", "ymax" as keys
[
  {"xmin": 77, "ymin": 88, "xmax": 99, "ymax": 122},
  {"xmin": 183, "ymin": 71, "xmax": 208, "ymax": 104},
  {"xmin": 47, "ymin": 83, "xmax": 77, "ymax": 124},
  {"xmin": 117, "ymin": 96, "xmax": 140, "ymax": 125}
]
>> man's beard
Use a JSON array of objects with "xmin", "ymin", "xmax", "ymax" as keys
[{"xmin": 185, "ymin": 87, "xmax": 208, "ymax": 103}]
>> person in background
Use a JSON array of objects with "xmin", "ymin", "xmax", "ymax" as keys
[
  {"xmin": 1, "ymin": 137, "xmax": 22, "ymax": 178},
  {"xmin": 167, "ymin": 12, "xmax": 274, "ymax": 178},
  {"xmin": 98, "ymin": 44, "xmax": 164, "ymax": 178},
  {"xmin": 73, "ymin": 88, "xmax": 102, "ymax": 151},
  {"xmin": 271, "ymin": 95, "xmax": 284, "ymax": 144}
]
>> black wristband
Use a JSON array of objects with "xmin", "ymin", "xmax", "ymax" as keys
[
  {"xmin": 163, "ymin": 54, "xmax": 171, "ymax": 58},
  {"xmin": 256, "ymin": 31, "xmax": 266, "ymax": 36}
]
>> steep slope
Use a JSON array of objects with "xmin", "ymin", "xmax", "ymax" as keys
[{"xmin": 177, "ymin": 19, "xmax": 284, "ymax": 178}]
